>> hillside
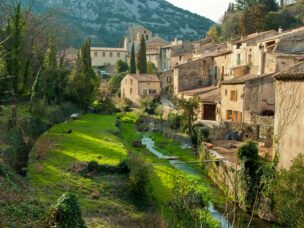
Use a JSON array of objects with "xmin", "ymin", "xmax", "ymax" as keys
[{"xmin": 26, "ymin": 0, "xmax": 214, "ymax": 47}]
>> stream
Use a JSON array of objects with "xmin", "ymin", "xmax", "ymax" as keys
[{"xmin": 142, "ymin": 136, "xmax": 275, "ymax": 228}]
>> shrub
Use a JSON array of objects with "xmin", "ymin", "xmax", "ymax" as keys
[
  {"xmin": 126, "ymin": 154, "xmax": 150, "ymax": 196},
  {"xmin": 140, "ymin": 97, "xmax": 158, "ymax": 114},
  {"xmin": 92, "ymin": 99, "xmax": 116, "ymax": 114},
  {"xmin": 238, "ymin": 141, "xmax": 263, "ymax": 211},
  {"xmin": 273, "ymin": 154, "xmax": 304, "ymax": 227},
  {"xmin": 200, "ymin": 127, "xmax": 210, "ymax": 139},
  {"xmin": 168, "ymin": 112, "xmax": 181, "ymax": 130},
  {"xmin": 168, "ymin": 176, "xmax": 219, "ymax": 227},
  {"xmin": 45, "ymin": 192, "xmax": 86, "ymax": 228},
  {"xmin": 121, "ymin": 97, "xmax": 133, "ymax": 112}
]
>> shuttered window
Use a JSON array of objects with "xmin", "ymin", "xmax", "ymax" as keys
[{"xmin": 230, "ymin": 90, "xmax": 238, "ymax": 101}]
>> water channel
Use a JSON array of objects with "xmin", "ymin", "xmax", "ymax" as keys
[{"xmin": 142, "ymin": 136, "xmax": 275, "ymax": 228}]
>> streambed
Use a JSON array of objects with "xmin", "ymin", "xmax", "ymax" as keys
[{"xmin": 142, "ymin": 136, "xmax": 275, "ymax": 228}]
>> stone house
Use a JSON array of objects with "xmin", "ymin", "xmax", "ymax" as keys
[
  {"xmin": 221, "ymin": 74, "xmax": 275, "ymax": 124},
  {"xmin": 229, "ymin": 30, "xmax": 278, "ymax": 79},
  {"xmin": 160, "ymin": 41, "xmax": 193, "ymax": 71},
  {"xmin": 258, "ymin": 26, "xmax": 304, "ymax": 75},
  {"xmin": 91, "ymin": 47, "xmax": 128, "ymax": 66},
  {"xmin": 180, "ymin": 86, "xmax": 221, "ymax": 122},
  {"xmin": 173, "ymin": 57, "xmax": 214, "ymax": 94},
  {"xmin": 121, "ymin": 74, "xmax": 161, "ymax": 105},
  {"xmin": 146, "ymin": 36, "xmax": 169, "ymax": 71},
  {"xmin": 273, "ymin": 61, "xmax": 304, "ymax": 169},
  {"xmin": 159, "ymin": 69, "xmax": 174, "ymax": 93}
]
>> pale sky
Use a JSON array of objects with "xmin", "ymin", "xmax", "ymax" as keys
[{"xmin": 166, "ymin": 0, "xmax": 232, "ymax": 23}]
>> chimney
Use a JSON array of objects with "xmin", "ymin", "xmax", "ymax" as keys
[
  {"xmin": 278, "ymin": 26, "xmax": 283, "ymax": 34},
  {"xmin": 241, "ymin": 34, "xmax": 246, "ymax": 40}
]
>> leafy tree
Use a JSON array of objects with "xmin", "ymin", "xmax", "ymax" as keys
[
  {"xmin": 168, "ymin": 176, "xmax": 219, "ymax": 227},
  {"xmin": 175, "ymin": 96, "xmax": 200, "ymax": 137},
  {"xmin": 107, "ymin": 72, "xmax": 126, "ymax": 94},
  {"xmin": 238, "ymin": 141, "xmax": 264, "ymax": 211},
  {"xmin": 136, "ymin": 35, "xmax": 147, "ymax": 74},
  {"xmin": 2, "ymin": 3, "xmax": 28, "ymax": 127},
  {"xmin": 273, "ymin": 154, "xmax": 304, "ymax": 227},
  {"xmin": 67, "ymin": 38, "xmax": 99, "ymax": 109},
  {"xmin": 43, "ymin": 33, "xmax": 57, "ymax": 70},
  {"xmin": 239, "ymin": 7, "xmax": 254, "ymax": 35},
  {"xmin": 45, "ymin": 192, "xmax": 87, "ymax": 228},
  {"xmin": 115, "ymin": 59, "xmax": 129, "ymax": 73},
  {"xmin": 146, "ymin": 61, "xmax": 158, "ymax": 74},
  {"xmin": 129, "ymin": 42, "xmax": 136, "ymax": 74},
  {"xmin": 206, "ymin": 24, "xmax": 222, "ymax": 43}
]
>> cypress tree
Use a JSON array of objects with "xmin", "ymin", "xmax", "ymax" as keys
[
  {"xmin": 137, "ymin": 35, "xmax": 147, "ymax": 74},
  {"xmin": 129, "ymin": 42, "xmax": 136, "ymax": 74}
]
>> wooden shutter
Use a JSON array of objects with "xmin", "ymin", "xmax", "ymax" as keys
[
  {"xmin": 238, "ymin": 112, "xmax": 242, "ymax": 123},
  {"xmin": 226, "ymin": 110, "xmax": 229, "ymax": 120},
  {"xmin": 235, "ymin": 90, "xmax": 238, "ymax": 101}
]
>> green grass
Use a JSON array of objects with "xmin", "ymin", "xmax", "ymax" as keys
[{"xmin": 27, "ymin": 114, "xmax": 152, "ymax": 227}]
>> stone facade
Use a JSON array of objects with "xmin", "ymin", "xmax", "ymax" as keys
[
  {"xmin": 91, "ymin": 47, "xmax": 128, "ymax": 66},
  {"xmin": 121, "ymin": 74, "xmax": 161, "ymax": 105},
  {"xmin": 274, "ymin": 62, "xmax": 304, "ymax": 169},
  {"xmin": 159, "ymin": 69, "xmax": 174, "ymax": 93},
  {"xmin": 173, "ymin": 57, "xmax": 214, "ymax": 94}
]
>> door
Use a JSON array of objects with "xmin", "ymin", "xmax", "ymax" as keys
[{"xmin": 203, "ymin": 104, "xmax": 216, "ymax": 121}]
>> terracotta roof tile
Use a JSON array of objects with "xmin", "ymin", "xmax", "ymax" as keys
[
  {"xmin": 274, "ymin": 61, "xmax": 304, "ymax": 80},
  {"xmin": 129, "ymin": 74, "xmax": 160, "ymax": 82}
]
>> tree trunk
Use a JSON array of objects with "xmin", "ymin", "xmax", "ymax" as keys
[
  {"xmin": 8, "ymin": 93, "xmax": 17, "ymax": 129},
  {"xmin": 188, "ymin": 113, "xmax": 191, "ymax": 137}
]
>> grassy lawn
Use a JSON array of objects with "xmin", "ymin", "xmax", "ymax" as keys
[{"xmin": 27, "ymin": 114, "xmax": 152, "ymax": 227}]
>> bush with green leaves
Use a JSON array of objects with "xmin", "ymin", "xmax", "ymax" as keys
[
  {"xmin": 120, "ymin": 97, "xmax": 133, "ymax": 112},
  {"xmin": 168, "ymin": 176, "xmax": 219, "ymax": 228},
  {"xmin": 273, "ymin": 154, "xmax": 304, "ymax": 227},
  {"xmin": 140, "ymin": 97, "xmax": 158, "ymax": 114},
  {"xmin": 167, "ymin": 112, "xmax": 181, "ymax": 130},
  {"xmin": 115, "ymin": 59, "xmax": 129, "ymax": 73},
  {"xmin": 126, "ymin": 154, "xmax": 150, "ymax": 196},
  {"xmin": 92, "ymin": 98, "xmax": 116, "ymax": 114},
  {"xmin": 238, "ymin": 140, "xmax": 265, "ymax": 211},
  {"xmin": 107, "ymin": 72, "xmax": 126, "ymax": 95},
  {"xmin": 45, "ymin": 192, "xmax": 86, "ymax": 228}
]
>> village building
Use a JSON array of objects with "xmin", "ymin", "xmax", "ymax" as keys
[
  {"xmin": 90, "ymin": 47, "xmax": 128, "ymax": 66},
  {"xmin": 160, "ymin": 41, "xmax": 193, "ymax": 71},
  {"xmin": 258, "ymin": 26, "xmax": 304, "ymax": 75},
  {"xmin": 159, "ymin": 69, "xmax": 174, "ymax": 93},
  {"xmin": 146, "ymin": 36, "xmax": 170, "ymax": 71},
  {"xmin": 273, "ymin": 61, "xmax": 304, "ymax": 169},
  {"xmin": 172, "ymin": 57, "xmax": 214, "ymax": 95},
  {"xmin": 180, "ymin": 86, "xmax": 221, "ymax": 122},
  {"xmin": 120, "ymin": 74, "xmax": 161, "ymax": 105},
  {"xmin": 220, "ymin": 73, "xmax": 275, "ymax": 124},
  {"xmin": 57, "ymin": 47, "xmax": 79, "ymax": 68}
]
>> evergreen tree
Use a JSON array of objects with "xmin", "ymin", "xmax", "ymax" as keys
[
  {"xmin": 67, "ymin": 38, "xmax": 99, "ymax": 109},
  {"xmin": 3, "ymin": 2, "xmax": 27, "ymax": 127},
  {"xmin": 239, "ymin": 7, "xmax": 254, "ymax": 35},
  {"xmin": 136, "ymin": 35, "xmax": 147, "ymax": 74},
  {"xmin": 43, "ymin": 33, "xmax": 57, "ymax": 70},
  {"xmin": 129, "ymin": 42, "xmax": 136, "ymax": 74},
  {"xmin": 119, "ymin": 37, "xmax": 124, "ymax": 48}
]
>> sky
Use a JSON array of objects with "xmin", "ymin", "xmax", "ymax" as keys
[{"xmin": 166, "ymin": 0, "xmax": 231, "ymax": 23}]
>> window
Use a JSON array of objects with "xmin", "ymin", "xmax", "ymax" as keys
[
  {"xmin": 179, "ymin": 56, "xmax": 182, "ymax": 61},
  {"xmin": 143, "ymin": 89, "xmax": 148, "ymax": 96},
  {"xmin": 215, "ymin": 66, "xmax": 218, "ymax": 79},
  {"xmin": 146, "ymin": 35, "xmax": 149, "ymax": 40},
  {"xmin": 230, "ymin": 90, "xmax": 238, "ymax": 101},
  {"xmin": 167, "ymin": 76, "xmax": 172, "ymax": 83},
  {"xmin": 126, "ymin": 79, "xmax": 127, "ymax": 84},
  {"xmin": 110, "ymin": 52, "xmax": 113, "ymax": 57},
  {"xmin": 202, "ymin": 69, "xmax": 206, "ymax": 76},
  {"xmin": 117, "ymin": 52, "xmax": 120, "ymax": 57},
  {"xmin": 199, "ymin": 80, "xmax": 203, "ymax": 86},
  {"xmin": 237, "ymin": 54, "xmax": 241, "ymax": 65},
  {"xmin": 248, "ymin": 54, "xmax": 252, "ymax": 64},
  {"xmin": 225, "ymin": 89, "xmax": 227, "ymax": 96},
  {"xmin": 226, "ymin": 110, "xmax": 242, "ymax": 123},
  {"xmin": 103, "ymin": 52, "xmax": 106, "ymax": 57},
  {"xmin": 222, "ymin": 66, "xmax": 225, "ymax": 76},
  {"xmin": 94, "ymin": 52, "xmax": 97, "ymax": 57},
  {"xmin": 131, "ymin": 79, "xmax": 133, "ymax": 85},
  {"xmin": 130, "ymin": 88, "xmax": 132, "ymax": 94},
  {"xmin": 202, "ymin": 60, "xmax": 206, "ymax": 66}
]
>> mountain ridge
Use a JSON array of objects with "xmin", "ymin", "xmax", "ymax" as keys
[{"xmin": 27, "ymin": 0, "xmax": 214, "ymax": 47}]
